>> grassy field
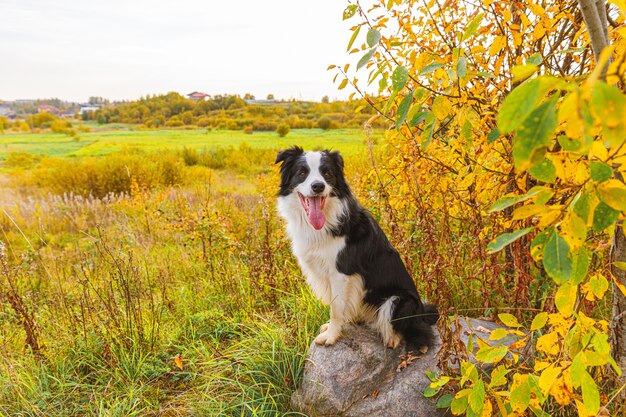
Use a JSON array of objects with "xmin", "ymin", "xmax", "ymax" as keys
[
  {"xmin": 0, "ymin": 127, "xmax": 387, "ymax": 416},
  {"xmin": 0, "ymin": 128, "xmax": 372, "ymax": 160}
]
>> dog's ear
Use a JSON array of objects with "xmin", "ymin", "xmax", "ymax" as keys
[
  {"xmin": 275, "ymin": 146, "xmax": 304, "ymax": 165},
  {"xmin": 327, "ymin": 150, "xmax": 344, "ymax": 171}
]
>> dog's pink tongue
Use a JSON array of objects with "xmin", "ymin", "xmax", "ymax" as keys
[{"xmin": 307, "ymin": 197, "xmax": 325, "ymax": 230}]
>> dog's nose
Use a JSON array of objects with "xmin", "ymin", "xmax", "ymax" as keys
[{"xmin": 311, "ymin": 181, "xmax": 325, "ymax": 194}]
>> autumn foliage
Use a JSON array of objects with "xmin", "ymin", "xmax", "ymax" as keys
[{"xmin": 338, "ymin": 0, "xmax": 625, "ymax": 415}]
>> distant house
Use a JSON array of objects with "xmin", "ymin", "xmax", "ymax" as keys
[
  {"xmin": 187, "ymin": 92, "xmax": 209, "ymax": 101},
  {"xmin": 79, "ymin": 105, "xmax": 101, "ymax": 115}
]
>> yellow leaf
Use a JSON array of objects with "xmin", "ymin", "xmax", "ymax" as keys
[
  {"xmin": 560, "ymin": 213, "xmax": 587, "ymax": 249},
  {"xmin": 538, "ymin": 365, "xmax": 562, "ymax": 395},
  {"xmin": 512, "ymin": 204, "xmax": 545, "ymax": 220},
  {"xmin": 597, "ymin": 179, "xmax": 626, "ymax": 211},
  {"xmin": 533, "ymin": 24, "xmax": 546, "ymax": 41},
  {"xmin": 489, "ymin": 328, "xmax": 509, "ymax": 340},
  {"xmin": 555, "ymin": 282, "xmax": 578, "ymax": 317},
  {"xmin": 537, "ymin": 331, "xmax": 559, "ymax": 355},
  {"xmin": 530, "ymin": 312, "xmax": 549, "ymax": 330},
  {"xmin": 489, "ymin": 35, "xmax": 507, "ymax": 56},
  {"xmin": 559, "ymin": 92, "xmax": 583, "ymax": 139},
  {"xmin": 174, "ymin": 354, "xmax": 183, "ymax": 370},
  {"xmin": 590, "ymin": 141, "xmax": 608, "ymax": 161},
  {"xmin": 433, "ymin": 96, "xmax": 452, "ymax": 120},
  {"xmin": 480, "ymin": 399, "xmax": 493, "ymax": 417},
  {"xmin": 612, "ymin": 274, "xmax": 626, "ymax": 296},
  {"xmin": 550, "ymin": 375, "xmax": 573, "ymax": 406},
  {"xmin": 536, "ymin": 207, "xmax": 562, "ymax": 229},
  {"xmin": 512, "ymin": 64, "xmax": 537, "ymax": 83},
  {"xmin": 498, "ymin": 313, "xmax": 522, "ymax": 327},
  {"xmin": 576, "ymin": 399, "xmax": 590, "ymax": 417}
]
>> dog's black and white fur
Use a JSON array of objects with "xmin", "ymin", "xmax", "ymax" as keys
[{"xmin": 276, "ymin": 146, "xmax": 438, "ymax": 350}]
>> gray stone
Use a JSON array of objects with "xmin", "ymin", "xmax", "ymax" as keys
[{"xmin": 291, "ymin": 318, "xmax": 516, "ymax": 417}]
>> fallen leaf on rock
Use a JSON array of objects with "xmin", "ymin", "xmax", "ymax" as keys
[
  {"xmin": 475, "ymin": 326, "xmax": 491, "ymax": 334},
  {"xmin": 396, "ymin": 351, "xmax": 421, "ymax": 372}
]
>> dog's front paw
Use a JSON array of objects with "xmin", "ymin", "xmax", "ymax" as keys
[
  {"xmin": 314, "ymin": 327, "xmax": 340, "ymax": 346},
  {"xmin": 319, "ymin": 322, "xmax": 330, "ymax": 333},
  {"xmin": 385, "ymin": 333, "xmax": 401, "ymax": 349}
]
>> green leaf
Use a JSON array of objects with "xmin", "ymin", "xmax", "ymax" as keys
[
  {"xmin": 450, "ymin": 395, "xmax": 468, "ymax": 415},
  {"xmin": 461, "ymin": 362, "xmax": 479, "ymax": 386},
  {"xmin": 343, "ymin": 4, "xmax": 358, "ymax": 20},
  {"xmin": 558, "ymin": 133, "xmax": 584, "ymax": 152},
  {"xmin": 592, "ymin": 201, "xmax": 619, "ymax": 232},
  {"xmin": 488, "ymin": 366, "xmax": 510, "ymax": 389},
  {"xmin": 409, "ymin": 110, "xmax": 429, "ymax": 127},
  {"xmin": 366, "ymin": 28, "xmax": 382, "ymax": 47},
  {"xmin": 571, "ymin": 247, "xmax": 589, "ymax": 285},
  {"xmin": 572, "ymin": 192, "xmax": 591, "ymax": 223},
  {"xmin": 512, "ymin": 96, "xmax": 558, "ymax": 171},
  {"xmin": 530, "ymin": 312, "xmax": 549, "ymax": 330},
  {"xmin": 474, "ymin": 345, "xmax": 508, "ymax": 364},
  {"xmin": 347, "ymin": 25, "xmax": 361, "ymax": 51},
  {"xmin": 510, "ymin": 377, "xmax": 531, "ymax": 413},
  {"xmin": 589, "ymin": 274, "xmax": 608, "ymax": 298},
  {"xmin": 487, "ymin": 127, "xmax": 500, "ymax": 144},
  {"xmin": 581, "ymin": 370, "xmax": 601, "ymax": 415},
  {"xmin": 395, "ymin": 91, "xmax": 414, "ymax": 129},
  {"xmin": 421, "ymin": 121, "xmax": 435, "ymax": 149},
  {"xmin": 357, "ymin": 48, "xmax": 376, "ymax": 70},
  {"xmin": 456, "ymin": 57, "xmax": 467, "ymax": 79},
  {"xmin": 486, "ymin": 228, "xmax": 532, "ymax": 254},
  {"xmin": 526, "ymin": 53, "xmax": 542, "ymax": 65},
  {"xmin": 498, "ymin": 78, "xmax": 548, "ymax": 134},
  {"xmin": 391, "ymin": 65, "xmax": 409, "ymax": 91},
  {"xmin": 555, "ymin": 282, "xmax": 577, "ymax": 316},
  {"xmin": 570, "ymin": 353, "xmax": 585, "ymax": 388},
  {"xmin": 419, "ymin": 62, "xmax": 445, "ymax": 76},
  {"xmin": 425, "ymin": 370, "xmax": 439, "ymax": 382},
  {"xmin": 590, "ymin": 161, "xmax": 612, "ymax": 183},
  {"xmin": 423, "ymin": 385, "xmax": 440, "ymax": 398},
  {"xmin": 529, "ymin": 158, "xmax": 556, "ymax": 183},
  {"xmin": 436, "ymin": 393, "xmax": 454, "ymax": 409},
  {"xmin": 543, "ymin": 232, "xmax": 573, "ymax": 283},
  {"xmin": 531, "ymin": 228, "xmax": 551, "ymax": 262},
  {"xmin": 489, "ymin": 187, "xmax": 551, "ymax": 212},
  {"xmin": 462, "ymin": 13, "xmax": 483, "ymax": 41},
  {"xmin": 468, "ymin": 379, "xmax": 485, "ymax": 414}
]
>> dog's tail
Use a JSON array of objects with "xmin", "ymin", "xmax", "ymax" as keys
[{"xmin": 391, "ymin": 296, "xmax": 439, "ymax": 350}]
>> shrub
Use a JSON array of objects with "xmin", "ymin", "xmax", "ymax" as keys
[
  {"xmin": 276, "ymin": 123, "xmax": 290, "ymax": 137},
  {"xmin": 180, "ymin": 147, "xmax": 200, "ymax": 166},
  {"xmin": 318, "ymin": 117, "xmax": 331, "ymax": 130},
  {"xmin": 197, "ymin": 117, "xmax": 211, "ymax": 127},
  {"xmin": 243, "ymin": 125, "xmax": 254, "ymax": 134},
  {"xmin": 165, "ymin": 116, "xmax": 184, "ymax": 127},
  {"xmin": 4, "ymin": 153, "xmax": 40, "ymax": 169}
]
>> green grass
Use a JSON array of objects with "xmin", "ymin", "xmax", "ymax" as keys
[{"xmin": 0, "ymin": 128, "xmax": 372, "ymax": 160}]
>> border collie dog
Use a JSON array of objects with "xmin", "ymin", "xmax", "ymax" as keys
[{"xmin": 276, "ymin": 146, "xmax": 438, "ymax": 350}]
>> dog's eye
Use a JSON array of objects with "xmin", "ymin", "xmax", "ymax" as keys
[
  {"xmin": 322, "ymin": 170, "xmax": 332, "ymax": 179},
  {"xmin": 298, "ymin": 170, "xmax": 307, "ymax": 177}
]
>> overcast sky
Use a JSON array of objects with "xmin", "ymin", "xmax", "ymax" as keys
[{"xmin": 0, "ymin": 0, "xmax": 356, "ymax": 102}]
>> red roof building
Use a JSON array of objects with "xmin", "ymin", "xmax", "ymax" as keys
[{"xmin": 187, "ymin": 92, "xmax": 209, "ymax": 101}]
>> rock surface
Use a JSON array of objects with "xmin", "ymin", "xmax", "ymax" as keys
[{"xmin": 291, "ymin": 318, "xmax": 515, "ymax": 417}]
